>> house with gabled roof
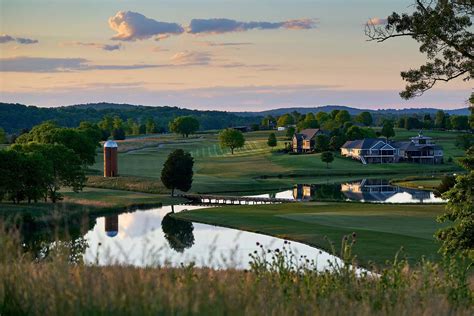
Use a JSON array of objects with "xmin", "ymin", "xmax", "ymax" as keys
[
  {"xmin": 292, "ymin": 128, "xmax": 325, "ymax": 153},
  {"xmin": 341, "ymin": 138, "xmax": 397, "ymax": 164},
  {"xmin": 340, "ymin": 131, "xmax": 443, "ymax": 164}
]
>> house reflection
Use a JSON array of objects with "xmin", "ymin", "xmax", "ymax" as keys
[
  {"xmin": 105, "ymin": 215, "xmax": 119, "ymax": 238},
  {"xmin": 340, "ymin": 179, "xmax": 432, "ymax": 203},
  {"xmin": 341, "ymin": 179, "xmax": 400, "ymax": 202},
  {"xmin": 293, "ymin": 184, "xmax": 314, "ymax": 201}
]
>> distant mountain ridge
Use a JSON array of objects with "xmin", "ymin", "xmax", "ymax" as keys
[{"xmin": 234, "ymin": 105, "xmax": 470, "ymax": 117}]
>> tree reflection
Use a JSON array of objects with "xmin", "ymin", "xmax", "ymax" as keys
[{"xmin": 161, "ymin": 212, "xmax": 195, "ymax": 253}]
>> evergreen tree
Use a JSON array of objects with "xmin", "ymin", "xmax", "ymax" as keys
[{"xmin": 267, "ymin": 133, "xmax": 277, "ymax": 148}]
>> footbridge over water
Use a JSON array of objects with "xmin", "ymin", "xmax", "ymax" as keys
[{"xmin": 180, "ymin": 194, "xmax": 296, "ymax": 205}]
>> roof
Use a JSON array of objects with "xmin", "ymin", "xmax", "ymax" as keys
[
  {"xmin": 104, "ymin": 140, "xmax": 118, "ymax": 148},
  {"xmin": 393, "ymin": 141, "xmax": 442, "ymax": 151},
  {"xmin": 341, "ymin": 138, "xmax": 388, "ymax": 150},
  {"xmin": 295, "ymin": 129, "xmax": 322, "ymax": 140}
]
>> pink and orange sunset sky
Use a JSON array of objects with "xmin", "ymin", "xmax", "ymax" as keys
[{"xmin": 0, "ymin": 0, "xmax": 471, "ymax": 110}]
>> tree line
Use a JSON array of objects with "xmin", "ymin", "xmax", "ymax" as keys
[
  {"xmin": 0, "ymin": 122, "xmax": 100, "ymax": 203},
  {"xmin": 0, "ymin": 102, "xmax": 259, "ymax": 135}
]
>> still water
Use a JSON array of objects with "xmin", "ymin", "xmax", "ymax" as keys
[
  {"xmin": 84, "ymin": 205, "xmax": 338, "ymax": 269},
  {"xmin": 253, "ymin": 178, "xmax": 444, "ymax": 203}
]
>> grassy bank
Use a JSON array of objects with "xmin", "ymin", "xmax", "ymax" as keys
[
  {"xmin": 391, "ymin": 176, "xmax": 444, "ymax": 191},
  {"xmin": 0, "ymin": 232, "xmax": 472, "ymax": 315},
  {"xmin": 0, "ymin": 187, "xmax": 183, "ymax": 218},
  {"xmin": 175, "ymin": 202, "xmax": 448, "ymax": 265}
]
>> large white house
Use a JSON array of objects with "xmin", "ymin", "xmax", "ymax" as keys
[{"xmin": 341, "ymin": 131, "xmax": 443, "ymax": 164}]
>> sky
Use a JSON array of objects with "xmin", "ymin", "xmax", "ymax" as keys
[{"xmin": 0, "ymin": 0, "xmax": 471, "ymax": 110}]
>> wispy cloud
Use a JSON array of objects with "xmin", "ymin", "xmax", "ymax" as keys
[
  {"xmin": 0, "ymin": 34, "xmax": 38, "ymax": 44},
  {"xmin": 108, "ymin": 11, "xmax": 184, "ymax": 41},
  {"xmin": 187, "ymin": 18, "xmax": 316, "ymax": 34},
  {"xmin": 170, "ymin": 51, "xmax": 212, "ymax": 66},
  {"xmin": 367, "ymin": 17, "xmax": 388, "ymax": 25},
  {"xmin": 62, "ymin": 41, "xmax": 122, "ymax": 51},
  {"xmin": 0, "ymin": 56, "xmax": 162, "ymax": 72},
  {"xmin": 195, "ymin": 41, "xmax": 254, "ymax": 47}
]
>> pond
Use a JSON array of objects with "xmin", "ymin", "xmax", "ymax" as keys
[
  {"xmin": 83, "ymin": 205, "xmax": 339, "ymax": 269},
  {"xmin": 252, "ymin": 178, "xmax": 444, "ymax": 203}
]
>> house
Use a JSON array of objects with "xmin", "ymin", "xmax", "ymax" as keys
[
  {"xmin": 340, "ymin": 138, "xmax": 398, "ymax": 164},
  {"xmin": 292, "ymin": 128, "xmax": 325, "ymax": 153},
  {"xmin": 341, "ymin": 131, "xmax": 443, "ymax": 164},
  {"xmin": 232, "ymin": 126, "xmax": 251, "ymax": 133},
  {"xmin": 393, "ymin": 132, "xmax": 443, "ymax": 164}
]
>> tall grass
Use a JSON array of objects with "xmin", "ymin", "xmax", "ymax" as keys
[{"xmin": 0, "ymin": 229, "xmax": 472, "ymax": 315}]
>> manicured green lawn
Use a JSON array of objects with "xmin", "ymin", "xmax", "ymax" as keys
[
  {"xmin": 88, "ymin": 130, "xmax": 463, "ymax": 194},
  {"xmin": 174, "ymin": 202, "xmax": 447, "ymax": 265}
]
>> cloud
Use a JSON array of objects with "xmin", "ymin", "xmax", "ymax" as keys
[
  {"xmin": 0, "ymin": 56, "xmax": 162, "ymax": 72},
  {"xmin": 151, "ymin": 46, "xmax": 170, "ymax": 52},
  {"xmin": 63, "ymin": 41, "xmax": 122, "ymax": 51},
  {"xmin": 15, "ymin": 37, "xmax": 39, "ymax": 44},
  {"xmin": 0, "ymin": 34, "xmax": 15, "ymax": 43},
  {"xmin": 103, "ymin": 44, "xmax": 122, "ymax": 51},
  {"xmin": 195, "ymin": 41, "xmax": 254, "ymax": 47},
  {"xmin": 0, "ymin": 34, "xmax": 38, "ymax": 44},
  {"xmin": 367, "ymin": 18, "xmax": 388, "ymax": 25},
  {"xmin": 170, "ymin": 51, "xmax": 212, "ymax": 66},
  {"xmin": 108, "ymin": 11, "xmax": 184, "ymax": 41},
  {"xmin": 187, "ymin": 18, "xmax": 316, "ymax": 34},
  {"xmin": 154, "ymin": 34, "xmax": 171, "ymax": 41}
]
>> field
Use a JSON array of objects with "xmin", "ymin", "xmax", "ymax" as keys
[
  {"xmin": 88, "ymin": 129, "xmax": 465, "ymax": 194},
  {"xmin": 0, "ymin": 128, "xmax": 467, "ymax": 266},
  {"xmin": 175, "ymin": 202, "xmax": 447, "ymax": 265}
]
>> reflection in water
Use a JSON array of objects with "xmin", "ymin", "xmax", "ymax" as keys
[
  {"xmin": 105, "ymin": 215, "xmax": 119, "ymax": 238},
  {"xmin": 340, "ymin": 179, "xmax": 443, "ymax": 203},
  {"xmin": 293, "ymin": 184, "xmax": 313, "ymax": 201},
  {"xmin": 83, "ymin": 205, "xmax": 337, "ymax": 269},
  {"xmin": 255, "ymin": 179, "xmax": 444, "ymax": 204},
  {"xmin": 161, "ymin": 212, "xmax": 195, "ymax": 252}
]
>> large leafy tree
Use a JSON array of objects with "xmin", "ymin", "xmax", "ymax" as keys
[
  {"xmin": 366, "ymin": 0, "xmax": 473, "ymax": 99},
  {"xmin": 169, "ymin": 116, "xmax": 200, "ymax": 138},
  {"xmin": 219, "ymin": 128, "xmax": 245, "ymax": 154},
  {"xmin": 335, "ymin": 110, "xmax": 351, "ymax": 125},
  {"xmin": 355, "ymin": 111, "xmax": 373, "ymax": 126},
  {"xmin": 381, "ymin": 120, "xmax": 396, "ymax": 140},
  {"xmin": 12, "ymin": 143, "xmax": 86, "ymax": 203},
  {"xmin": 15, "ymin": 121, "xmax": 99, "ymax": 166},
  {"xmin": 436, "ymin": 146, "xmax": 474, "ymax": 258},
  {"xmin": 161, "ymin": 149, "xmax": 194, "ymax": 196},
  {"xmin": 277, "ymin": 114, "xmax": 295, "ymax": 127}
]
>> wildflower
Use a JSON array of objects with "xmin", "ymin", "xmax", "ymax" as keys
[
  {"xmin": 352, "ymin": 232, "xmax": 357, "ymax": 238},
  {"xmin": 256, "ymin": 242, "xmax": 260, "ymax": 246}
]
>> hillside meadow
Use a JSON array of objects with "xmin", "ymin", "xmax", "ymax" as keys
[{"xmin": 87, "ymin": 129, "xmax": 465, "ymax": 195}]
